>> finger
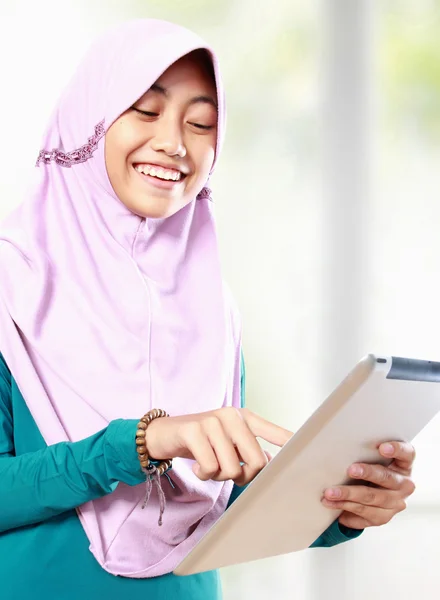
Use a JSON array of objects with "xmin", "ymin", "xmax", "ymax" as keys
[
  {"xmin": 347, "ymin": 462, "xmax": 405, "ymax": 490},
  {"xmin": 204, "ymin": 417, "xmax": 243, "ymax": 482},
  {"xmin": 379, "ymin": 441, "xmax": 416, "ymax": 474},
  {"xmin": 239, "ymin": 408, "xmax": 293, "ymax": 447},
  {"xmin": 235, "ymin": 447, "xmax": 273, "ymax": 468},
  {"xmin": 321, "ymin": 499, "xmax": 400, "ymax": 526},
  {"xmin": 185, "ymin": 424, "xmax": 220, "ymax": 481},
  {"xmin": 226, "ymin": 418, "xmax": 269, "ymax": 486},
  {"xmin": 323, "ymin": 485, "xmax": 398, "ymax": 509},
  {"xmin": 338, "ymin": 512, "xmax": 370, "ymax": 530},
  {"xmin": 234, "ymin": 456, "xmax": 268, "ymax": 487}
]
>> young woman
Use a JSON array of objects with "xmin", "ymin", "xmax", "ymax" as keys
[{"xmin": 0, "ymin": 19, "xmax": 415, "ymax": 599}]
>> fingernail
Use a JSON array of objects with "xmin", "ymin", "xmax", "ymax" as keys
[
  {"xmin": 350, "ymin": 465, "xmax": 364, "ymax": 477},
  {"xmin": 326, "ymin": 487, "xmax": 341, "ymax": 499},
  {"xmin": 381, "ymin": 443, "xmax": 394, "ymax": 456}
]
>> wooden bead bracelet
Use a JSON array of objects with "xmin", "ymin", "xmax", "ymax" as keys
[{"xmin": 136, "ymin": 408, "xmax": 173, "ymax": 476}]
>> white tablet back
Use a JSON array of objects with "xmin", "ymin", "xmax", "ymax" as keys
[{"xmin": 174, "ymin": 354, "xmax": 440, "ymax": 575}]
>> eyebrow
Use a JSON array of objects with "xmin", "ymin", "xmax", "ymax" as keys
[{"xmin": 149, "ymin": 83, "xmax": 218, "ymax": 110}]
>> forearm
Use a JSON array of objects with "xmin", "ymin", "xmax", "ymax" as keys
[{"xmin": 0, "ymin": 419, "xmax": 144, "ymax": 532}]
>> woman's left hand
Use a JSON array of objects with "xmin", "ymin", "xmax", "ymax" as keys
[{"xmin": 322, "ymin": 441, "xmax": 416, "ymax": 529}]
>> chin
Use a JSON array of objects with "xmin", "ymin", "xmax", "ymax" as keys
[{"xmin": 129, "ymin": 200, "xmax": 182, "ymax": 220}]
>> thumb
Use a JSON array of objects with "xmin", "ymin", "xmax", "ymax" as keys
[{"xmin": 264, "ymin": 449, "xmax": 273, "ymax": 462}]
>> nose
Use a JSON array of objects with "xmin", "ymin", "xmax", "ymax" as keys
[{"xmin": 149, "ymin": 117, "xmax": 186, "ymax": 158}]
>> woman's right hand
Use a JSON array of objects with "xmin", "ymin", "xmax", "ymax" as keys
[{"xmin": 144, "ymin": 407, "xmax": 293, "ymax": 487}]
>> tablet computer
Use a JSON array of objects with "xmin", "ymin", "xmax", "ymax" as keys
[{"xmin": 174, "ymin": 354, "xmax": 440, "ymax": 575}]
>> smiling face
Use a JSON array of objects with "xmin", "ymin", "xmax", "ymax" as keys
[{"xmin": 104, "ymin": 50, "xmax": 218, "ymax": 219}]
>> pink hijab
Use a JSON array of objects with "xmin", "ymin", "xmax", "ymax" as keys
[{"xmin": 0, "ymin": 19, "xmax": 242, "ymax": 578}]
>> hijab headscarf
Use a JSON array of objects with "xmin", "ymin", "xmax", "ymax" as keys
[{"xmin": 0, "ymin": 19, "xmax": 242, "ymax": 578}]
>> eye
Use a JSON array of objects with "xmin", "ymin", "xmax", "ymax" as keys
[
  {"xmin": 132, "ymin": 107, "xmax": 159, "ymax": 117},
  {"xmin": 188, "ymin": 122, "xmax": 215, "ymax": 131}
]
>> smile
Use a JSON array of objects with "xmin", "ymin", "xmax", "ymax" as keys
[
  {"xmin": 133, "ymin": 163, "xmax": 187, "ymax": 190},
  {"xmin": 134, "ymin": 163, "xmax": 184, "ymax": 181}
]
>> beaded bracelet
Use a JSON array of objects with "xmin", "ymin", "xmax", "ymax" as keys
[{"xmin": 136, "ymin": 408, "xmax": 173, "ymax": 526}]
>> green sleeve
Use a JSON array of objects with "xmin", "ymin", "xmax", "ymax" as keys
[
  {"xmin": 227, "ymin": 351, "xmax": 363, "ymax": 547},
  {"xmin": 226, "ymin": 351, "xmax": 247, "ymax": 507},
  {"xmin": 0, "ymin": 357, "xmax": 13, "ymax": 457},
  {"xmin": 309, "ymin": 519, "xmax": 363, "ymax": 547},
  {"xmin": 0, "ymin": 358, "xmax": 144, "ymax": 533}
]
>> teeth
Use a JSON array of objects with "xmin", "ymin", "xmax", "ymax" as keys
[{"xmin": 135, "ymin": 164, "xmax": 181, "ymax": 181}]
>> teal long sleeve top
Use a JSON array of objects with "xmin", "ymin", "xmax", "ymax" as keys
[{"xmin": 0, "ymin": 353, "xmax": 360, "ymax": 599}]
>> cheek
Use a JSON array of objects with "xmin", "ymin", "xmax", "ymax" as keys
[
  {"xmin": 105, "ymin": 119, "xmax": 143, "ymax": 173},
  {"xmin": 194, "ymin": 143, "xmax": 215, "ymax": 181}
]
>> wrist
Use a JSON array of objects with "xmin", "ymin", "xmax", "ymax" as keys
[{"xmin": 136, "ymin": 409, "xmax": 173, "ymax": 476}]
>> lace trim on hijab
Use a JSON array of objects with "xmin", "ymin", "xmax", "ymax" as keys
[
  {"xmin": 35, "ymin": 119, "xmax": 213, "ymax": 203},
  {"xmin": 197, "ymin": 186, "xmax": 212, "ymax": 201},
  {"xmin": 36, "ymin": 120, "xmax": 106, "ymax": 168}
]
